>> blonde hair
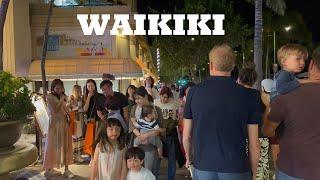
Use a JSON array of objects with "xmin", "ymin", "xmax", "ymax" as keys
[
  {"xmin": 277, "ymin": 44, "xmax": 308, "ymax": 66},
  {"xmin": 209, "ymin": 44, "xmax": 235, "ymax": 72},
  {"xmin": 72, "ymin": 85, "xmax": 82, "ymax": 99}
]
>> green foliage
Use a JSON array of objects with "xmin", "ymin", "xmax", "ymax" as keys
[
  {"xmin": 152, "ymin": 0, "xmax": 252, "ymax": 83},
  {"xmin": 0, "ymin": 72, "xmax": 36, "ymax": 122}
]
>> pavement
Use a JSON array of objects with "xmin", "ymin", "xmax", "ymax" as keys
[
  {"xmin": 10, "ymin": 160, "xmax": 191, "ymax": 180},
  {"xmin": 9, "ymin": 134, "xmax": 191, "ymax": 180}
]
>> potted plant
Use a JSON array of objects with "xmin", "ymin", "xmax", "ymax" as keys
[{"xmin": 0, "ymin": 72, "xmax": 36, "ymax": 149}]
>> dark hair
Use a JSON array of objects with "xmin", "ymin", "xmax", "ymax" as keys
[
  {"xmin": 141, "ymin": 104, "xmax": 154, "ymax": 118},
  {"xmin": 238, "ymin": 63, "xmax": 257, "ymax": 87},
  {"xmin": 312, "ymin": 47, "xmax": 320, "ymax": 69},
  {"xmin": 100, "ymin": 80, "xmax": 113, "ymax": 89},
  {"xmin": 102, "ymin": 73, "xmax": 115, "ymax": 80},
  {"xmin": 126, "ymin": 85, "xmax": 137, "ymax": 98},
  {"xmin": 125, "ymin": 147, "xmax": 145, "ymax": 161},
  {"xmin": 96, "ymin": 118, "xmax": 126, "ymax": 152},
  {"xmin": 84, "ymin": 79, "xmax": 98, "ymax": 102},
  {"xmin": 134, "ymin": 86, "xmax": 149, "ymax": 97},
  {"xmin": 170, "ymin": 84, "xmax": 176, "ymax": 90},
  {"xmin": 179, "ymin": 82, "xmax": 195, "ymax": 98},
  {"xmin": 50, "ymin": 79, "xmax": 64, "ymax": 92},
  {"xmin": 50, "ymin": 79, "xmax": 64, "ymax": 99},
  {"xmin": 144, "ymin": 76, "xmax": 155, "ymax": 88},
  {"xmin": 105, "ymin": 95, "xmax": 121, "ymax": 110},
  {"xmin": 160, "ymin": 86, "xmax": 173, "ymax": 98}
]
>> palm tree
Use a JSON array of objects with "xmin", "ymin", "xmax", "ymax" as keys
[
  {"xmin": 41, "ymin": 0, "xmax": 55, "ymax": 99},
  {"xmin": 0, "ymin": 0, "xmax": 11, "ymax": 72},
  {"xmin": 247, "ymin": 0, "xmax": 286, "ymax": 88}
]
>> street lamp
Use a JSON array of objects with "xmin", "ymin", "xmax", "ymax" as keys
[
  {"xmin": 267, "ymin": 25, "xmax": 292, "ymax": 77},
  {"xmin": 284, "ymin": 25, "xmax": 292, "ymax": 32}
]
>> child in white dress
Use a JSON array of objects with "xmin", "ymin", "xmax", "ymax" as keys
[{"xmin": 90, "ymin": 117, "xmax": 127, "ymax": 180}]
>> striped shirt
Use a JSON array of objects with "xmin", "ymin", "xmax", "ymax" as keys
[{"xmin": 135, "ymin": 118, "xmax": 159, "ymax": 131}]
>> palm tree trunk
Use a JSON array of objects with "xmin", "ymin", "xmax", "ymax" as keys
[
  {"xmin": 265, "ymin": 35, "xmax": 269, "ymax": 78},
  {"xmin": 254, "ymin": 0, "xmax": 263, "ymax": 89},
  {"xmin": 0, "ymin": 0, "xmax": 11, "ymax": 72},
  {"xmin": 41, "ymin": 0, "xmax": 54, "ymax": 100}
]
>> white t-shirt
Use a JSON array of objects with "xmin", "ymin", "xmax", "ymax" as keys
[
  {"xmin": 126, "ymin": 167, "xmax": 156, "ymax": 180},
  {"xmin": 154, "ymin": 99, "xmax": 179, "ymax": 120}
]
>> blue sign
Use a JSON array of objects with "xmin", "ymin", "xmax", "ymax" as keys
[{"xmin": 47, "ymin": 35, "xmax": 59, "ymax": 51}]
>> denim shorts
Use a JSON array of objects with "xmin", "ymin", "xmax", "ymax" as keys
[{"xmin": 193, "ymin": 168, "xmax": 251, "ymax": 180}]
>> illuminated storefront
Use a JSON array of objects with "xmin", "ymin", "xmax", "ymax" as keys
[{"xmin": 3, "ymin": 0, "xmax": 157, "ymax": 94}]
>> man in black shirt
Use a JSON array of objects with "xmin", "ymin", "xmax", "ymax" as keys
[{"xmin": 99, "ymin": 80, "xmax": 129, "ymax": 120}]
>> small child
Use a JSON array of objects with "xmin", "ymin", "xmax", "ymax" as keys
[
  {"xmin": 90, "ymin": 118, "xmax": 127, "ymax": 180},
  {"xmin": 270, "ymin": 44, "xmax": 308, "ymax": 101},
  {"xmin": 125, "ymin": 147, "xmax": 156, "ymax": 180},
  {"xmin": 132, "ymin": 105, "xmax": 163, "ymax": 158}
]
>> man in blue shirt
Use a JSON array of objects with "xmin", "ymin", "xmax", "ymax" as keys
[{"xmin": 183, "ymin": 44, "xmax": 261, "ymax": 180}]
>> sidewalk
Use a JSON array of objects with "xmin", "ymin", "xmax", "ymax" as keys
[
  {"xmin": 10, "ymin": 134, "xmax": 191, "ymax": 180},
  {"xmin": 10, "ymin": 160, "xmax": 191, "ymax": 180}
]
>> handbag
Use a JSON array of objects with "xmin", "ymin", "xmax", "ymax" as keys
[
  {"xmin": 83, "ymin": 122, "xmax": 96, "ymax": 155},
  {"xmin": 83, "ymin": 101, "xmax": 96, "ymax": 155}
]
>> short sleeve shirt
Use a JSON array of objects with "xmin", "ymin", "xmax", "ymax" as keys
[
  {"xmin": 268, "ymin": 84, "xmax": 320, "ymax": 179},
  {"xmin": 112, "ymin": 92, "xmax": 129, "ymax": 116},
  {"xmin": 184, "ymin": 76, "xmax": 261, "ymax": 173}
]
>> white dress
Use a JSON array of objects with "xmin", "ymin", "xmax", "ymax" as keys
[{"xmin": 97, "ymin": 143, "xmax": 125, "ymax": 180}]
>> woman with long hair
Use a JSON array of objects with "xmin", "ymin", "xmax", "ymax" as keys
[
  {"xmin": 67, "ymin": 84, "xmax": 84, "ymax": 162},
  {"xmin": 83, "ymin": 79, "xmax": 99, "ymax": 157},
  {"xmin": 125, "ymin": 85, "xmax": 137, "ymax": 119},
  {"xmin": 43, "ymin": 79, "xmax": 74, "ymax": 178},
  {"xmin": 144, "ymin": 76, "xmax": 160, "ymax": 100}
]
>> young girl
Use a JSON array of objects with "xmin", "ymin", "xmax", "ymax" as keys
[
  {"xmin": 91, "ymin": 118, "xmax": 127, "ymax": 180},
  {"xmin": 67, "ymin": 84, "xmax": 84, "ymax": 162}
]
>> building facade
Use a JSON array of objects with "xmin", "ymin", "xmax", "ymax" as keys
[{"xmin": 3, "ymin": 0, "xmax": 157, "ymax": 94}]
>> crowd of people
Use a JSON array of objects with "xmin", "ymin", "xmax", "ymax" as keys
[
  {"xmin": 42, "ymin": 73, "xmax": 187, "ymax": 180},
  {"xmin": 42, "ymin": 43, "xmax": 320, "ymax": 180}
]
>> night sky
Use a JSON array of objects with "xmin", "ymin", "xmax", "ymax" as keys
[
  {"xmin": 138, "ymin": 0, "xmax": 320, "ymax": 44},
  {"xmin": 287, "ymin": 0, "xmax": 320, "ymax": 43}
]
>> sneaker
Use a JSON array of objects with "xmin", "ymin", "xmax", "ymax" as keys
[
  {"xmin": 64, "ymin": 170, "xmax": 75, "ymax": 179},
  {"xmin": 44, "ymin": 169, "xmax": 61, "ymax": 177}
]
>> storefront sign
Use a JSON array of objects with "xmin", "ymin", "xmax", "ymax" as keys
[{"xmin": 34, "ymin": 30, "xmax": 113, "ymax": 59}]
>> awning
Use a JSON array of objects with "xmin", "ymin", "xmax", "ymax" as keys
[{"xmin": 29, "ymin": 58, "xmax": 143, "ymax": 80}]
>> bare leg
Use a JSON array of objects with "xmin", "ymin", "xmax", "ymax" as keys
[{"xmin": 271, "ymin": 144, "xmax": 280, "ymax": 168}]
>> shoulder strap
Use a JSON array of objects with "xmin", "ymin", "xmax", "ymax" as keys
[{"xmin": 89, "ymin": 101, "xmax": 96, "ymax": 118}]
